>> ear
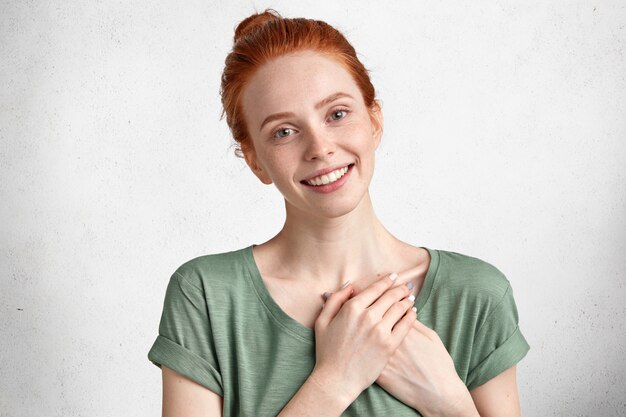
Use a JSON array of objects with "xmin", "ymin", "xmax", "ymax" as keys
[
  {"xmin": 243, "ymin": 147, "xmax": 273, "ymax": 185},
  {"xmin": 369, "ymin": 100, "xmax": 384, "ymax": 150}
]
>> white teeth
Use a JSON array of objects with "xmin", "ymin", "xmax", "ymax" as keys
[{"xmin": 306, "ymin": 166, "xmax": 349, "ymax": 186}]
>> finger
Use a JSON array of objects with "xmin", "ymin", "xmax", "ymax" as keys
[
  {"xmin": 379, "ymin": 292, "xmax": 416, "ymax": 330},
  {"xmin": 316, "ymin": 283, "xmax": 354, "ymax": 328},
  {"xmin": 349, "ymin": 272, "xmax": 399, "ymax": 310},
  {"xmin": 368, "ymin": 282, "xmax": 413, "ymax": 318},
  {"xmin": 388, "ymin": 264, "xmax": 423, "ymax": 289},
  {"xmin": 389, "ymin": 305, "xmax": 418, "ymax": 349},
  {"xmin": 320, "ymin": 279, "xmax": 351, "ymax": 302}
]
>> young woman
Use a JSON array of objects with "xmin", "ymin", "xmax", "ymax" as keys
[{"xmin": 148, "ymin": 9, "xmax": 530, "ymax": 417}]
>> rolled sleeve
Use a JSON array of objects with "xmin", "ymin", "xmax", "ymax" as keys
[
  {"xmin": 147, "ymin": 271, "xmax": 223, "ymax": 396},
  {"xmin": 466, "ymin": 283, "xmax": 530, "ymax": 391},
  {"xmin": 466, "ymin": 325, "xmax": 530, "ymax": 390}
]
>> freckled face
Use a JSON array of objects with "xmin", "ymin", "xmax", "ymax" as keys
[{"xmin": 241, "ymin": 50, "xmax": 383, "ymax": 218}]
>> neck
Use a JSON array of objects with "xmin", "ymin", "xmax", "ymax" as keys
[{"xmin": 262, "ymin": 192, "xmax": 405, "ymax": 290}]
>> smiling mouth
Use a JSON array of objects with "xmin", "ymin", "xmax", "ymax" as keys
[{"xmin": 300, "ymin": 163, "xmax": 355, "ymax": 186}]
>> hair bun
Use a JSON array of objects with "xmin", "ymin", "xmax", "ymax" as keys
[{"xmin": 234, "ymin": 9, "xmax": 282, "ymax": 43}]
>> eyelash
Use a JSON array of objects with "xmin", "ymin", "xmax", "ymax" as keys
[{"xmin": 271, "ymin": 107, "xmax": 351, "ymax": 139}]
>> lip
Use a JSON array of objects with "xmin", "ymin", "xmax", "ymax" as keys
[
  {"xmin": 300, "ymin": 163, "xmax": 354, "ymax": 194},
  {"xmin": 300, "ymin": 163, "xmax": 354, "ymax": 182}
]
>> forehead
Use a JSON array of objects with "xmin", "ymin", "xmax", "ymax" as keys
[{"xmin": 241, "ymin": 51, "xmax": 363, "ymax": 124}]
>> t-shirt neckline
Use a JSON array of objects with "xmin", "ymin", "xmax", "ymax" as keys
[{"xmin": 242, "ymin": 244, "xmax": 440, "ymax": 343}]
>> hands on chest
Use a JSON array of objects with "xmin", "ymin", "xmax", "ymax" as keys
[{"xmin": 313, "ymin": 270, "xmax": 475, "ymax": 417}]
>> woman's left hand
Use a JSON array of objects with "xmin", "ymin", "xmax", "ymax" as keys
[{"xmin": 375, "ymin": 319, "xmax": 473, "ymax": 416}]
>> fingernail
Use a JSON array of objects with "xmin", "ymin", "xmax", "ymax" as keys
[
  {"xmin": 340, "ymin": 280, "xmax": 351, "ymax": 289},
  {"xmin": 412, "ymin": 306, "xmax": 417, "ymax": 313},
  {"xmin": 406, "ymin": 282, "xmax": 415, "ymax": 289},
  {"xmin": 322, "ymin": 291, "xmax": 331, "ymax": 300},
  {"xmin": 408, "ymin": 294, "xmax": 416, "ymax": 302},
  {"xmin": 389, "ymin": 272, "xmax": 398, "ymax": 281}
]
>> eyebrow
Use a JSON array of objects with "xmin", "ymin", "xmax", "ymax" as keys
[{"xmin": 258, "ymin": 92, "xmax": 355, "ymax": 132}]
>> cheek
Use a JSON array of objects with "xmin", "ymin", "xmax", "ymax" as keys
[
  {"xmin": 337, "ymin": 123, "xmax": 375, "ymax": 151},
  {"xmin": 265, "ymin": 153, "xmax": 296, "ymax": 182}
]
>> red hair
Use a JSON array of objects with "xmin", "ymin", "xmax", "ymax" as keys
[{"xmin": 220, "ymin": 9, "xmax": 379, "ymax": 158}]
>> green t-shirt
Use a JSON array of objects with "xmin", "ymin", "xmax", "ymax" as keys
[{"xmin": 148, "ymin": 245, "xmax": 530, "ymax": 416}]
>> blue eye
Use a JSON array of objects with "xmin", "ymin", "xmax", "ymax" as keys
[
  {"xmin": 330, "ymin": 109, "xmax": 349, "ymax": 121},
  {"xmin": 273, "ymin": 127, "xmax": 295, "ymax": 139}
]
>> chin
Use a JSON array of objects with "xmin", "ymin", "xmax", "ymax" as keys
[
  {"xmin": 317, "ymin": 204, "xmax": 357, "ymax": 219},
  {"xmin": 303, "ymin": 191, "xmax": 370, "ymax": 220}
]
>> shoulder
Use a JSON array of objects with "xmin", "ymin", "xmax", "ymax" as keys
[
  {"xmin": 170, "ymin": 246, "xmax": 251, "ymax": 293},
  {"xmin": 432, "ymin": 249, "xmax": 512, "ymax": 311}
]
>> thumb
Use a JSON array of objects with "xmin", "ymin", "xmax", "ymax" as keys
[{"xmin": 317, "ymin": 281, "xmax": 353, "ymax": 327}]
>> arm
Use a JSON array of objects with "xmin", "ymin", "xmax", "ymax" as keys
[
  {"xmin": 162, "ymin": 365, "xmax": 354, "ymax": 417},
  {"xmin": 162, "ymin": 365, "xmax": 223, "ymax": 417},
  {"xmin": 277, "ymin": 367, "xmax": 356, "ymax": 417},
  {"xmin": 469, "ymin": 365, "xmax": 521, "ymax": 417}
]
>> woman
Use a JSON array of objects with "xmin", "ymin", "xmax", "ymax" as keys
[{"xmin": 148, "ymin": 9, "xmax": 530, "ymax": 417}]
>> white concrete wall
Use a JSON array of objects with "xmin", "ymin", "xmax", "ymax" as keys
[{"xmin": 1, "ymin": 1, "xmax": 624, "ymax": 416}]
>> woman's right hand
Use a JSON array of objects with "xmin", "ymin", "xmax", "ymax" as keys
[{"xmin": 311, "ymin": 273, "xmax": 417, "ymax": 402}]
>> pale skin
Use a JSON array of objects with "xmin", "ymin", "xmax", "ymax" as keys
[{"xmin": 161, "ymin": 50, "xmax": 522, "ymax": 416}]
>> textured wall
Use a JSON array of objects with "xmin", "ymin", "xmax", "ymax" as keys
[{"xmin": 1, "ymin": 1, "xmax": 625, "ymax": 416}]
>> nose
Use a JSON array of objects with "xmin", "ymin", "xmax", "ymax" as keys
[{"xmin": 303, "ymin": 125, "xmax": 336, "ymax": 161}]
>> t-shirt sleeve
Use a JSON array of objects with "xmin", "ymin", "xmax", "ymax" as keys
[
  {"xmin": 466, "ymin": 282, "xmax": 530, "ymax": 391},
  {"xmin": 147, "ymin": 270, "xmax": 223, "ymax": 396}
]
